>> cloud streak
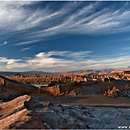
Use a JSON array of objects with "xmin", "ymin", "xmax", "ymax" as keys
[
  {"xmin": 1, "ymin": 2, "xmax": 130, "ymax": 44},
  {"xmin": 0, "ymin": 41, "xmax": 8, "ymax": 46},
  {"xmin": 0, "ymin": 51, "xmax": 130, "ymax": 72},
  {"xmin": 14, "ymin": 40, "xmax": 40, "ymax": 46},
  {"xmin": 20, "ymin": 46, "xmax": 33, "ymax": 52}
]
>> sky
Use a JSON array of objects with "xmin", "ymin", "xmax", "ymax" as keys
[{"xmin": 1, "ymin": 1, "xmax": 130, "ymax": 72}]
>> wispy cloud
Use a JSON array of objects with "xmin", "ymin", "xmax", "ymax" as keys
[
  {"xmin": 0, "ymin": 41, "xmax": 8, "ymax": 46},
  {"xmin": 3, "ymin": 41, "xmax": 7, "ymax": 45},
  {"xmin": 1, "ymin": 2, "xmax": 130, "ymax": 45},
  {"xmin": 122, "ymin": 47, "xmax": 130, "ymax": 50},
  {"xmin": 0, "ymin": 57, "xmax": 21, "ymax": 69},
  {"xmin": 0, "ymin": 51, "xmax": 130, "ymax": 71},
  {"xmin": 20, "ymin": 46, "xmax": 33, "ymax": 52},
  {"xmin": 14, "ymin": 40, "xmax": 40, "ymax": 46},
  {"xmin": 25, "ymin": 2, "xmax": 130, "ymax": 39}
]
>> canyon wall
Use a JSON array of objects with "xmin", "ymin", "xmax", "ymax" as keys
[{"xmin": 0, "ymin": 76, "xmax": 38, "ymax": 94}]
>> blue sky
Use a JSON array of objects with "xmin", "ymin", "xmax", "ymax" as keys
[{"xmin": 1, "ymin": 1, "xmax": 130, "ymax": 72}]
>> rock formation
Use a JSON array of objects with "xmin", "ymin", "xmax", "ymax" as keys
[
  {"xmin": 104, "ymin": 86, "xmax": 120, "ymax": 97},
  {"xmin": 0, "ymin": 95, "xmax": 45, "ymax": 129}
]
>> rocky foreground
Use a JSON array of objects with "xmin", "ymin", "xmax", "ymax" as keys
[
  {"xmin": 0, "ymin": 95, "xmax": 130, "ymax": 129},
  {"xmin": 34, "ymin": 101, "xmax": 130, "ymax": 129},
  {"xmin": 0, "ymin": 95, "xmax": 45, "ymax": 129}
]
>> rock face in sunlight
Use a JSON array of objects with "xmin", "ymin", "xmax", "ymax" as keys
[
  {"xmin": 0, "ymin": 95, "xmax": 45, "ymax": 129},
  {"xmin": 104, "ymin": 86, "xmax": 120, "ymax": 97},
  {"xmin": 103, "ymin": 84, "xmax": 130, "ymax": 98}
]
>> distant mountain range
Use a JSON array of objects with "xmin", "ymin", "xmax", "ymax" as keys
[
  {"xmin": 1, "ymin": 67, "xmax": 130, "ymax": 76},
  {"xmin": 0, "ymin": 71, "xmax": 52, "ymax": 76},
  {"xmin": 66, "ymin": 66, "xmax": 130, "ymax": 75}
]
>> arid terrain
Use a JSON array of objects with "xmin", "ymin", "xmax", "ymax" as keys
[
  {"xmin": 2, "ymin": 0, "xmax": 130, "ymax": 129},
  {"xmin": 0, "ymin": 70, "xmax": 130, "ymax": 129}
]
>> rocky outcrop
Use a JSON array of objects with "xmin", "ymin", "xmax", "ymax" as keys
[
  {"xmin": 0, "ymin": 76, "xmax": 38, "ymax": 94},
  {"xmin": 34, "ymin": 101, "xmax": 91, "ymax": 129},
  {"xmin": 101, "ymin": 77, "xmax": 115, "ymax": 82},
  {"xmin": 0, "ymin": 95, "xmax": 45, "ymax": 129},
  {"xmin": 120, "ymin": 84, "xmax": 130, "ymax": 98},
  {"xmin": 8, "ymin": 74, "xmax": 87, "ymax": 85},
  {"xmin": 103, "ymin": 84, "xmax": 130, "ymax": 98},
  {"xmin": 34, "ymin": 101, "xmax": 130, "ymax": 129},
  {"xmin": 104, "ymin": 86, "xmax": 120, "ymax": 97}
]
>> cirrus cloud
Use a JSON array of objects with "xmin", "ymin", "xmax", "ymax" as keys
[{"xmin": 1, "ymin": 2, "xmax": 130, "ymax": 43}]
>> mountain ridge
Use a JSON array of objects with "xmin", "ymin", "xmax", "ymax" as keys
[{"xmin": 0, "ymin": 67, "xmax": 130, "ymax": 76}]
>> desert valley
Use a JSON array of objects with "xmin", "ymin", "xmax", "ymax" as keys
[
  {"xmin": 1, "ymin": 1, "xmax": 130, "ymax": 129},
  {"xmin": 0, "ymin": 69, "xmax": 130, "ymax": 129}
]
